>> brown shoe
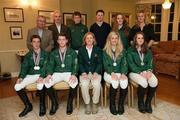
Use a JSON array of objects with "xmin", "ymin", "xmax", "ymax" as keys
[
  {"xmin": 92, "ymin": 103, "xmax": 98, "ymax": 114},
  {"xmin": 85, "ymin": 104, "xmax": 91, "ymax": 114}
]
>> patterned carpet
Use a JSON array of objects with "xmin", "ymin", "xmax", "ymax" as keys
[{"xmin": 0, "ymin": 95, "xmax": 180, "ymax": 120}]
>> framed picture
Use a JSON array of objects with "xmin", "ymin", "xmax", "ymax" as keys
[
  {"xmin": 3, "ymin": 7, "xmax": 24, "ymax": 22},
  {"xmin": 109, "ymin": 12, "xmax": 131, "ymax": 27},
  {"xmin": 10, "ymin": 26, "xmax": 23, "ymax": 40},
  {"xmin": 38, "ymin": 10, "xmax": 54, "ymax": 24},
  {"xmin": 63, "ymin": 13, "xmax": 87, "ymax": 26}
]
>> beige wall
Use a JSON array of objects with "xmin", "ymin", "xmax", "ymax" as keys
[
  {"xmin": 0, "ymin": 0, "xmax": 136, "ymax": 75},
  {"xmin": 60, "ymin": 0, "xmax": 136, "ymax": 27},
  {"xmin": 0, "ymin": 0, "xmax": 60, "ymax": 74}
]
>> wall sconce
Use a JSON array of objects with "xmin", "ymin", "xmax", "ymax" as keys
[
  {"xmin": 21, "ymin": 0, "xmax": 38, "ymax": 7},
  {"xmin": 162, "ymin": 0, "xmax": 172, "ymax": 9}
]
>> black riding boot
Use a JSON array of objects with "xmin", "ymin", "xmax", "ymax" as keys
[
  {"xmin": 145, "ymin": 86, "xmax": 157, "ymax": 113},
  {"xmin": 17, "ymin": 89, "xmax": 33, "ymax": 117},
  {"xmin": 38, "ymin": 88, "xmax": 46, "ymax": 116},
  {"xmin": 66, "ymin": 86, "xmax": 77, "ymax": 115},
  {"xmin": 47, "ymin": 87, "xmax": 58, "ymax": 115},
  {"xmin": 118, "ymin": 88, "xmax": 128, "ymax": 115},
  {"xmin": 109, "ymin": 85, "xmax": 117, "ymax": 115},
  {"xmin": 137, "ymin": 85, "xmax": 146, "ymax": 113}
]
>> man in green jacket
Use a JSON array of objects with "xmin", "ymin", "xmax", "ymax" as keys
[
  {"xmin": 14, "ymin": 35, "xmax": 48, "ymax": 117},
  {"xmin": 69, "ymin": 11, "xmax": 88, "ymax": 52},
  {"xmin": 44, "ymin": 33, "xmax": 78, "ymax": 115}
]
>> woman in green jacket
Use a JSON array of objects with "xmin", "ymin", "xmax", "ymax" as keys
[
  {"xmin": 112, "ymin": 13, "xmax": 130, "ymax": 49},
  {"xmin": 14, "ymin": 35, "xmax": 48, "ymax": 117},
  {"xmin": 78, "ymin": 32, "xmax": 102, "ymax": 114},
  {"xmin": 44, "ymin": 33, "xmax": 78, "ymax": 115},
  {"xmin": 127, "ymin": 32, "xmax": 158, "ymax": 113},
  {"xmin": 103, "ymin": 31, "xmax": 128, "ymax": 115}
]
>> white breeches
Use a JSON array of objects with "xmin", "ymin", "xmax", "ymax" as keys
[
  {"xmin": 104, "ymin": 72, "xmax": 128, "ymax": 89},
  {"xmin": 129, "ymin": 72, "xmax": 158, "ymax": 88},
  {"xmin": 44, "ymin": 72, "xmax": 78, "ymax": 89},
  {"xmin": 14, "ymin": 74, "xmax": 44, "ymax": 91}
]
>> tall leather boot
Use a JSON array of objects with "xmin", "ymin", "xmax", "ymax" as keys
[
  {"xmin": 118, "ymin": 88, "xmax": 127, "ymax": 115},
  {"xmin": 145, "ymin": 86, "xmax": 157, "ymax": 113},
  {"xmin": 66, "ymin": 86, "xmax": 77, "ymax": 115},
  {"xmin": 17, "ymin": 89, "xmax": 33, "ymax": 117},
  {"xmin": 137, "ymin": 85, "xmax": 146, "ymax": 113},
  {"xmin": 38, "ymin": 88, "xmax": 46, "ymax": 116},
  {"xmin": 47, "ymin": 87, "xmax": 58, "ymax": 115},
  {"xmin": 109, "ymin": 85, "xmax": 117, "ymax": 115}
]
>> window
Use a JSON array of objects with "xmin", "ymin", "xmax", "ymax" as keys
[
  {"xmin": 168, "ymin": 3, "xmax": 174, "ymax": 40},
  {"xmin": 151, "ymin": 4, "xmax": 162, "ymax": 41}
]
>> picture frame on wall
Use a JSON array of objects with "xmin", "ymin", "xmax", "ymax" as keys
[
  {"xmin": 38, "ymin": 10, "xmax": 54, "ymax": 24},
  {"xmin": 10, "ymin": 26, "xmax": 23, "ymax": 40},
  {"xmin": 63, "ymin": 13, "xmax": 87, "ymax": 26},
  {"xmin": 109, "ymin": 12, "xmax": 131, "ymax": 28},
  {"xmin": 3, "ymin": 7, "xmax": 24, "ymax": 22}
]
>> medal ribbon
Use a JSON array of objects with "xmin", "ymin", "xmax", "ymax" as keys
[
  {"xmin": 33, "ymin": 51, "xmax": 40, "ymax": 66},
  {"xmin": 137, "ymin": 50, "xmax": 144, "ymax": 64},
  {"xmin": 112, "ymin": 50, "xmax": 116, "ymax": 63},
  {"xmin": 59, "ymin": 48, "xmax": 66, "ymax": 64}
]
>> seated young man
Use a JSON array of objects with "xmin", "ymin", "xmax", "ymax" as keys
[
  {"xmin": 44, "ymin": 33, "xmax": 78, "ymax": 115},
  {"xmin": 14, "ymin": 35, "xmax": 48, "ymax": 117}
]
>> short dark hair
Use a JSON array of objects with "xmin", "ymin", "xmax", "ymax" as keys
[
  {"xmin": 30, "ymin": 35, "xmax": 41, "ymax": 42},
  {"xmin": 73, "ymin": 11, "xmax": 81, "ymax": 18},
  {"xmin": 57, "ymin": 33, "xmax": 69, "ymax": 46},
  {"xmin": 96, "ymin": 9, "xmax": 105, "ymax": 15}
]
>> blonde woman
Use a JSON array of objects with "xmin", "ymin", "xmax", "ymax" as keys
[
  {"xmin": 129, "ymin": 10, "xmax": 155, "ymax": 48},
  {"xmin": 103, "ymin": 31, "xmax": 128, "ymax": 115},
  {"xmin": 78, "ymin": 32, "xmax": 102, "ymax": 114}
]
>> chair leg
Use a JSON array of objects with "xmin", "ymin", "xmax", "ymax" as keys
[
  {"xmin": 154, "ymin": 92, "xmax": 156, "ymax": 107},
  {"xmin": 128, "ymin": 86, "xmax": 131, "ymax": 108},
  {"xmin": 131, "ymin": 85, "xmax": 134, "ymax": 107},
  {"xmin": 77, "ymin": 86, "xmax": 80, "ymax": 109},
  {"xmin": 101, "ymin": 86, "xmax": 103, "ymax": 107},
  {"xmin": 104, "ymin": 85, "xmax": 107, "ymax": 107}
]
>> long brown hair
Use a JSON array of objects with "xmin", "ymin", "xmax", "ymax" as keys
[
  {"xmin": 132, "ymin": 32, "xmax": 148, "ymax": 53},
  {"xmin": 112, "ymin": 13, "xmax": 130, "ymax": 37}
]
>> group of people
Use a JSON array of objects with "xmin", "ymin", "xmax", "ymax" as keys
[{"xmin": 14, "ymin": 9, "xmax": 158, "ymax": 117}]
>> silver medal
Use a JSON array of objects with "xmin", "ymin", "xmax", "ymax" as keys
[
  {"xmin": 141, "ymin": 62, "xmax": 144, "ymax": 66},
  {"xmin": 34, "ymin": 66, "xmax": 40, "ymax": 70},
  {"xmin": 61, "ymin": 64, "xmax": 65, "ymax": 68},
  {"xmin": 113, "ymin": 62, "xmax": 117, "ymax": 66}
]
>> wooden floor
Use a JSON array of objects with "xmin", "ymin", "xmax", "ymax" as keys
[{"xmin": 0, "ymin": 74, "xmax": 180, "ymax": 105}]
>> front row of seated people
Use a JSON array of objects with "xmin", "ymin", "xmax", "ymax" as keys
[{"xmin": 14, "ymin": 31, "xmax": 158, "ymax": 117}]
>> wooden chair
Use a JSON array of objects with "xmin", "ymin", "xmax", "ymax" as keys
[
  {"xmin": 104, "ymin": 82, "xmax": 131, "ymax": 107},
  {"xmin": 25, "ymin": 83, "xmax": 39, "ymax": 99},
  {"xmin": 47, "ymin": 81, "xmax": 79, "ymax": 109},
  {"xmin": 78, "ymin": 83, "xmax": 104, "ymax": 108},
  {"xmin": 129, "ymin": 80, "xmax": 156, "ymax": 107}
]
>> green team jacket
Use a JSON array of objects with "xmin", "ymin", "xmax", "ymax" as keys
[
  {"xmin": 69, "ymin": 23, "xmax": 88, "ymax": 50},
  {"xmin": 78, "ymin": 45, "xmax": 102, "ymax": 74},
  {"xmin": 47, "ymin": 47, "xmax": 78, "ymax": 75},
  {"xmin": 127, "ymin": 47, "xmax": 153, "ymax": 73},
  {"xmin": 103, "ymin": 50, "xmax": 128, "ymax": 74},
  {"xmin": 18, "ymin": 50, "xmax": 49, "ymax": 79},
  {"xmin": 118, "ymin": 28, "xmax": 129, "ymax": 50}
]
